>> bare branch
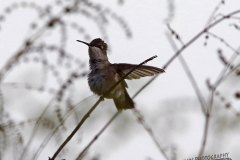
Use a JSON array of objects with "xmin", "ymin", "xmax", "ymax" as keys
[{"xmin": 49, "ymin": 55, "xmax": 158, "ymax": 160}]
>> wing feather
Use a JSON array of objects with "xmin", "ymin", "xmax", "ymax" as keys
[{"xmin": 113, "ymin": 63, "xmax": 165, "ymax": 80}]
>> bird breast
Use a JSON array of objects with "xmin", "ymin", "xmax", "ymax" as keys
[{"xmin": 88, "ymin": 69, "xmax": 122, "ymax": 98}]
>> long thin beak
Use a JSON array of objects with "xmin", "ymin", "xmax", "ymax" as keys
[{"xmin": 76, "ymin": 40, "xmax": 90, "ymax": 46}]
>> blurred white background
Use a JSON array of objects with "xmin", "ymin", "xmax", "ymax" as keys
[{"xmin": 0, "ymin": 0, "xmax": 240, "ymax": 159}]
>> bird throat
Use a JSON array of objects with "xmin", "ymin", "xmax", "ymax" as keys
[{"xmin": 89, "ymin": 58, "xmax": 110, "ymax": 70}]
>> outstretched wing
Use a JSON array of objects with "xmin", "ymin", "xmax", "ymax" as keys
[{"xmin": 112, "ymin": 63, "xmax": 165, "ymax": 80}]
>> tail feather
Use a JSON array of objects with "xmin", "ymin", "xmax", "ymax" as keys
[{"xmin": 113, "ymin": 90, "xmax": 134, "ymax": 111}]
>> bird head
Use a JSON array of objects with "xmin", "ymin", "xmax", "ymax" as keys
[{"xmin": 77, "ymin": 38, "xmax": 108, "ymax": 60}]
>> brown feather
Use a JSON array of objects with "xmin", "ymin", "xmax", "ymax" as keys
[{"xmin": 112, "ymin": 63, "xmax": 165, "ymax": 80}]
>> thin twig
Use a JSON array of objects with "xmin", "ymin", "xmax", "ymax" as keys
[
  {"xmin": 76, "ymin": 100, "xmax": 170, "ymax": 160},
  {"xmin": 198, "ymin": 90, "xmax": 213, "ymax": 156},
  {"xmin": 49, "ymin": 97, "xmax": 104, "ymax": 160},
  {"xmin": 20, "ymin": 69, "xmax": 87, "ymax": 160},
  {"xmin": 76, "ymin": 111, "xmax": 121, "ymax": 160},
  {"xmin": 163, "ymin": 9, "xmax": 240, "ymax": 69},
  {"xmin": 74, "ymin": 9, "xmax": 240, "ymax": 160},
  {"xmin": 32, "ymin": 95, "xmax": 95, "ymax": 160},
  {"xmin": 49, "ymin": 55, "xmax": 158, "ymax": 160},
  {"xmin": 132, "ymin": 108, "xmax": 170, "ymax": 160},
  {"xmin": 208, "ymin": 32, "xmax": 240, "ymax": 55},
  {"xmin": 205, "ymin": 0, "xmax": 225, "ymax": 27},
  {"xmin": 132, "ymin": 10, "xmax": 240, "ymax": 101},
  {"xmin": 132, "ymin": 89, "xmax": 171, "ymax": 160},
  {"xmin": 165, "ymin": 31, "xmax": 207, "ymax": 114},
  {"xmin": 198, "ymin": 46, "xmax": 240, "ymax": 156},
  {"xmin": 135, "ymin": 12, "xmax": 240, "ymax": 156},
  {"xmin": 0, "ymin": 0, "xmax": 82, "ymax": 82},
  {"xmin": 19, "ymin": 98, "xmax": 55, "ymax": 160}
]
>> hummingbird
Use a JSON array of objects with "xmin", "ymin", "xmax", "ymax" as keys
[{"xmin": 77, "ymin": 38, "xmax": 164, "ymax": 111}]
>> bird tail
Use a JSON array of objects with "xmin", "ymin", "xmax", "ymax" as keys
[{"xmin": 113, "ymin": 89, "xmax": 134, "ymax": 111}]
